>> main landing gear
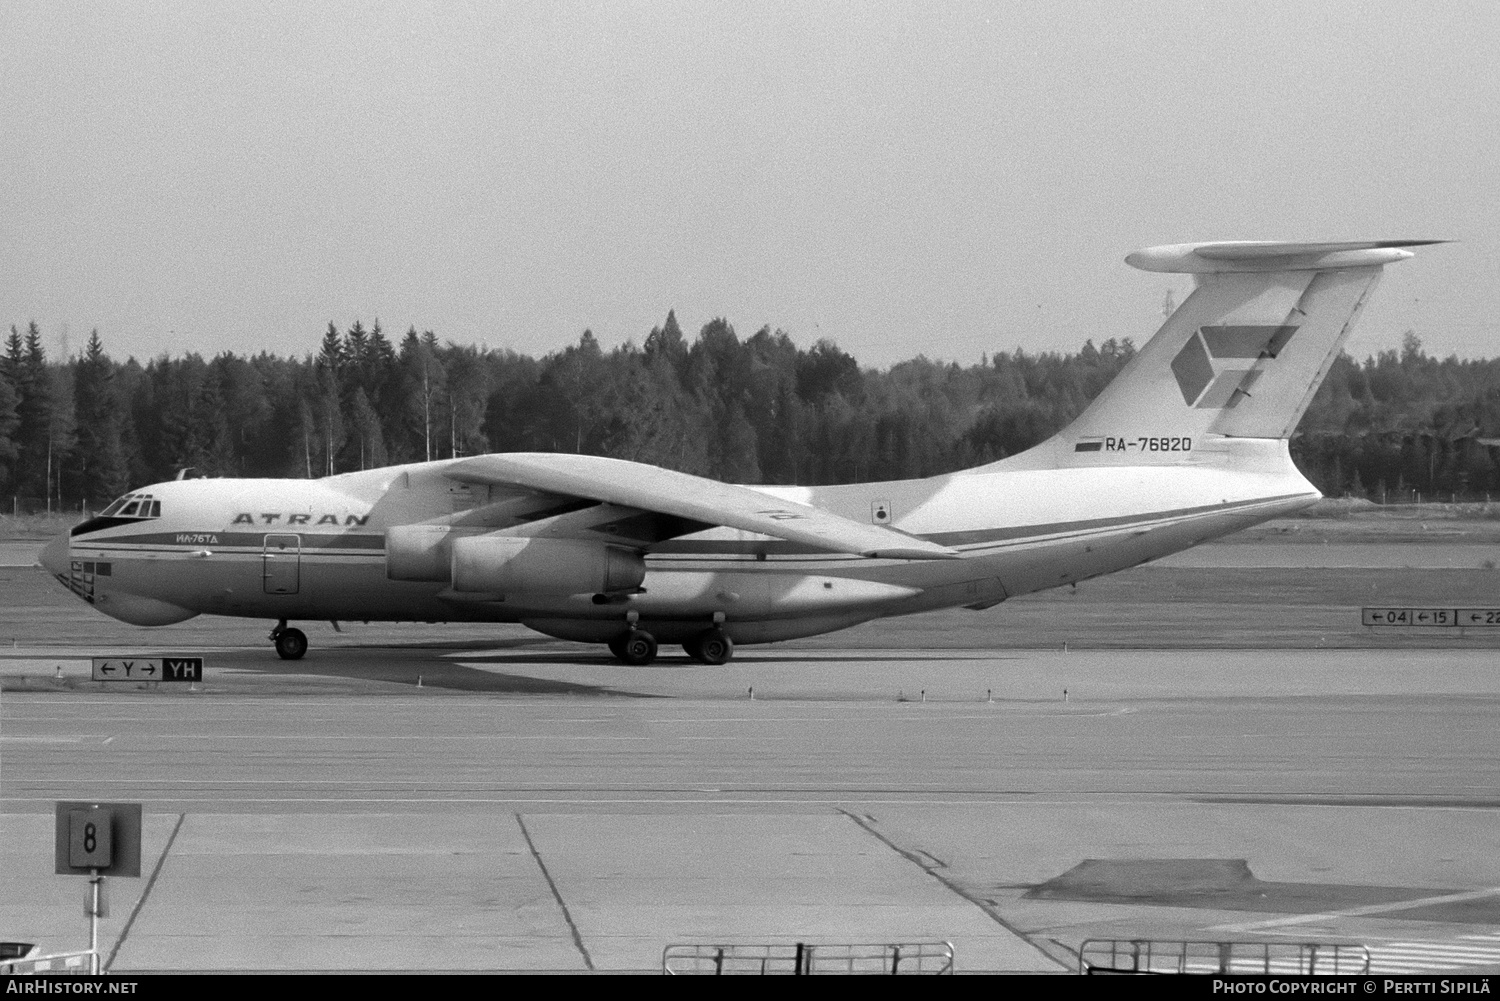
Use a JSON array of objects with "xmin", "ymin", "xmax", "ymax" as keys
[
  {"xmin": 608, "ymin": 629, "xmax": 657, "ymax": 666},
  {"xmin": 606, "ymin": 626, "xmax": 735, "ymax": 666},
  {"xmin": 270, "ymin": 619, "xmax": 308, "ymax": 660},
  {"xmin": 684, "ymin": 628, "xmax": 733, "ymax": 665}
]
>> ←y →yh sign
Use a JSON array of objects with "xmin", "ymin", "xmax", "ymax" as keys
[{"xmin": 91, "ymin": 657, "xmax": 204, "ymax": 682}]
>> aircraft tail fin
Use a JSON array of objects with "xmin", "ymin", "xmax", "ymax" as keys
[{"xmin": 999, "ymin": 240, "xmax": 1442, "ymax": 469}]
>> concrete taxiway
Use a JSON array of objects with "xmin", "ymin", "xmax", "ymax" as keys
[
  {"xmin": 3, "ymin": 547, "xmax": 1500, "ymax": 973},
  {"xmin": 4, "ymin": 643, "xmax": 1500, "ymax": 973}
]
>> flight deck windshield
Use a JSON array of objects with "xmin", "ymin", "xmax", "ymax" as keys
[{"xmin": 72, "ymin": 492, "xmax": 163, "ymax": 536}]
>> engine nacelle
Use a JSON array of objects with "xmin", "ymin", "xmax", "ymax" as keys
[
  {"xmin": 386, "ymin": 524, "xmax": 475, "ymax": 581},
  {"xmin": 450, "ymin": 536, "xmax": 645, "ymax": 596}
]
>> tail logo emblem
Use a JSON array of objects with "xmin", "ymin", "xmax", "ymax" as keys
[{"xmin": 1171, "ymin": 325, "xmax": 1298, "ymax": 409}]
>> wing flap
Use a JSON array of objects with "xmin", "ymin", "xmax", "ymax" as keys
[{"xmin": 446, "ymin": 453, "xmax": 960, "ymax": 560}]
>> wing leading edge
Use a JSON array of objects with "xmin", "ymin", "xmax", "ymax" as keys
[{"xmin": 446, "ymin": 453, "xmax": 960, "ymax": 561}]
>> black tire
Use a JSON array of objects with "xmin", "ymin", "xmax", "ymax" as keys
[
  {"xmin": 606, "ymin": 635, "xmax": 629, "ymax": 661},
  {"xmin": 690, "ymin": 628, "xmax": 733, "ymax": 665},
  {"xmin": 618, "ymin": 630, "xmax": 657, "ymax": 666},
  {"xmin": 274, "ymin": 627, "xmax": 308, "ymax": 660}
]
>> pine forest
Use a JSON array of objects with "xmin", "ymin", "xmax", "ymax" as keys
[{"xmin": 2, "ymin": 313, "xmax": 1498, "ymax": 513}]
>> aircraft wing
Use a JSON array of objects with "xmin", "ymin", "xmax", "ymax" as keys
[{"xmin": 446, "ymin": 453, "xmax": 960, "ymax": 560}]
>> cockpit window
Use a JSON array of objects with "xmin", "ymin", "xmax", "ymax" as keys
[
  {"xmin": 73, "ymin": 492, "xmax": 163, "ymax": 537},
  {"xmin": 94, "ymin": 493, "xmax": 161, "ymax": 521}
]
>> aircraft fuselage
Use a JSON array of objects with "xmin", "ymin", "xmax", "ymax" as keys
[{"xmin": 43, "ymin": 444, "xmax": 1317, "ymax": 646}]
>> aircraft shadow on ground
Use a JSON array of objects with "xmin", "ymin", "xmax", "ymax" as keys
[
  {"xmin": 218, "ymin": 648, "xmax": 642, "ymax": 696},
  {"xmin": 436, "ymin": 649, "xmax": 673, "ymax": 667},
  {"xmin": 439, "ymin": 649, "xmax": 1012, "ymax": 669},
  {"xmin": 1025, "ymin": 859, "xmax": 1500, "ymax": 924},
  {"xmin": 737, "ymin": 651, "xmax": 1015, "ymax": 664},
  {"xmin": 213, "ymin": 644, "xmax": 1013, "ymax": 696},
  {"xmin": 326, "ymin": 636, "xmax": 560, "ymax": 653}
]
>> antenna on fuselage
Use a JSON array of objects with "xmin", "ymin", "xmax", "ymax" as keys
[{"xmin": 175, "ymin": 467, "xmax": 194, "ymax": 481}]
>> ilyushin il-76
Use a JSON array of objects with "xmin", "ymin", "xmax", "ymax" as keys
[{"xmin": 41, "ymin": 241, "xmax": 1440, "ymax": 663}]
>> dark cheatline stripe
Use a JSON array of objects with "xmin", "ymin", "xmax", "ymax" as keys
[
  {"xmin": 71, "ymin": 531, "xmax": 386, "ymax": 550},
  {"xmin": 69, "ymin": 493, "xmax": 1313, "ymax": 563},
  {"xmin": 650, "ymin": 493, "xmax": 1311, "ymax": 557},
  {"xmin": 927, "ymin": 493, "xmax": 1308, "ymax": 547}
]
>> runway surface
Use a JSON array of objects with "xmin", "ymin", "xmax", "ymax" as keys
[
  {"xmin": 3, "ymin": 553, "xmax": 1500, "ymax": 973},
  {"xmin": 4, "ymin": 645, "xmax": 1499, "ymax": 973}
]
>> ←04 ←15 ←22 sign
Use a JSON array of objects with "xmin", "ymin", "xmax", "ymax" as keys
[
  {"xmin": 91, "ymin": 656, "xmax": 203, "ymax": 681},
  {"xmin": 1362, "ymin": 608, "xmax": 1500, "ymax": 627}
]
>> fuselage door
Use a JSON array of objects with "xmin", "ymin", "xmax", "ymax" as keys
[{"xmin": 262, "ymin": 534, "xmax": 301, "ymax": 595}]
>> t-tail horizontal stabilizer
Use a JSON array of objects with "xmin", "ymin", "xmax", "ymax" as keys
[
  {"xmin": 1126, "ymin": 240, "xmax": 1448, "ymax": 274},
  {"xmin": 1010, "ymin": 240, "xmax": 1445, "ymax": 467}
]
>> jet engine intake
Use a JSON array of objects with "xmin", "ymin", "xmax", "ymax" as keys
[
  {"xmin": 451, "ymin": 536, "xmax": 645, "ymax": 596},
  {"xmin": 386, "ymin": 524, "xmax": 476, "ymax": 581}
]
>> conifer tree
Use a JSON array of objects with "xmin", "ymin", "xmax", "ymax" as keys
[
  {"xmin": 344, "ymin": 320, "xmax": 368, "ymax": 376},
  {"xmin": 348, "ymin": 386, "xmax": 386, "ymax": 469},
  {"xmin": 72, "ymin": 330, "xmax": 127, "ymax": 504},
  {"xmin": 318, "ymin": 322, "xmax": 345, "ymax": 373},
  {"xmin": 366, "ymin": 319, "xmax": 397, "ymax": 435},
  {"xmin": 400, "ymin": 329, "xmax": 445, "ymax": 462},
  {"xmin": 643, "ymin": 309, "xmax": 689, "ymax": 378},
  {"xmin": 1, "ymin": 326, "xmax": 22, "ymax": 388},
  {"xmin": 0, "ymin": 327, "xmax": 20, "ymax": 495},
  {"xmin": 45, "ymin": 364, "xmax": 77, "ymax": 511},
  {"xmin": 14, "ymin": 322, "xmax": 54, "ymax": 503},
  {"xmin": 0, "ymin": 363, "xmax": 17, "ymax": 496},
  {"xmin": 315, "ymin": 323, "xmax": 346, "ymax": 474}
]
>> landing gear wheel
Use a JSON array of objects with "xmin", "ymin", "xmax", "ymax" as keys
[
  {"xmin": 607, "ymin": 635, "xmax": 629, "ymax": 661},
  {"xmin": 615, "ymin": 630, "xmax": 657, "ymax": 666},
  {"xmin": 274, "ymin": 627, "xmax": 308, "ymax": 660},
  {"xmin": 686, "ymin": 628, "xmax": 733, "ymax": 665}
]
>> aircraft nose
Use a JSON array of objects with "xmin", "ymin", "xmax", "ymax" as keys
[{"xmin": 39, "ymin": 533, "xmax": 69, "ymax": 576}]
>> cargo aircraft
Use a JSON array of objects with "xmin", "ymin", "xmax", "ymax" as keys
[{"xmin": 41, "ymin": 241, "xmax": 1440, "ymax": 664}]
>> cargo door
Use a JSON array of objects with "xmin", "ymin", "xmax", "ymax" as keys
[{"xmin": 262, "ymin": 534, "xmax": 301, "ymax": 594}]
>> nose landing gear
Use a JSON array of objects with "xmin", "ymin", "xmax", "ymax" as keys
[{"xmin": 270, "ymin": 620, "xmax": 308, "ymax": 660}]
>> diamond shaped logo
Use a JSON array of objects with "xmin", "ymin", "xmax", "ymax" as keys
[{"xmin": 1171, "ymin": 325, "xmax": 1298, "ymax": 409}]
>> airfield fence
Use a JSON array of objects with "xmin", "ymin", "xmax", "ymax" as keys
[
  {"xmin": 6, "ymin": 497, "xmax": 92, "ymax": 518},
  {"xmin": 1078, "ymin": 938, "xmax": 1370, "ymax": 975},
  {"xmin": 662, "ymin": 941, "xmax": 955, "ymax": 975},
  {"xmin": 0, "ymin": 949, "xmax": 98, "ymax": 975}
]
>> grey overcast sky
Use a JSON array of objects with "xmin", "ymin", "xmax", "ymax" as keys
[{"xmin": 2, "ymin": 1, "xmax": 1496, "ymax": 367}]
